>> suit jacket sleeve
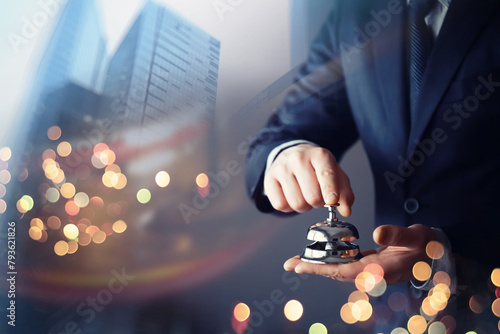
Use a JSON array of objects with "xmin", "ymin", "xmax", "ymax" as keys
[{"xmin": 245, "ymin": 7, "xmax": 360, "ymax": 212}]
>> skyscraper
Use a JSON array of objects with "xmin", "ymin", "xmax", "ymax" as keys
[{"xmin": 103, "ymin": 1, "xmax": 220, "ymax": 143}]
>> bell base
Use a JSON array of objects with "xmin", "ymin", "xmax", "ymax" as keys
[{"xmin": 300, "ymin": 241, "xmax": 363, "ymax": 264}]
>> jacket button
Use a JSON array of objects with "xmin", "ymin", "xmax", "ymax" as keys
[{"xmin": 404, "ymin": 198, "xmax": 419, "ymax": 214}]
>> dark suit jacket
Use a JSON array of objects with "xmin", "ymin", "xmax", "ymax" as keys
[{"xmin": 246, "ymin": 0, "xmax": 500, "ymax": 271}]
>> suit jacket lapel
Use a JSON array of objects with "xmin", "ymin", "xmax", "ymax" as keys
[{"xmin": 407, "ymin": 0, "xmax": 500, "ymax": 156}]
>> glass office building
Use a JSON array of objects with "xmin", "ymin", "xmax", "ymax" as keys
[{"xmin": 104, "ymin": 1, "xmax": 220, "ymax": 142}]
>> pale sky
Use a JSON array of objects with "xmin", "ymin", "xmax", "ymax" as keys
[{"xmin": 0, "ymin": 0, "xmax": 291, "ymax": 147}]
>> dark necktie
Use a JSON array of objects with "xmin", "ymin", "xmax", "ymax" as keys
[{"xmin": 410, "ymin": 0, "xmax": 436, "ymax": 121}]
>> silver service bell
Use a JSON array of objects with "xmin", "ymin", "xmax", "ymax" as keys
[{"xmin": 300, "ymin": 204, "xmax": 363, "ymax": 264}]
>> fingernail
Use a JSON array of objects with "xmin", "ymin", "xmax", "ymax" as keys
[{"xmin": 325, "ymin": 192, "xmax": 338, "ymax": 205}]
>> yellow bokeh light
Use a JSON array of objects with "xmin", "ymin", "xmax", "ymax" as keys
[
  {"xmin": 60, "ymin": 183, "xmax": 76, "ymax": 199},
  {"xmin": 54, "ymin": 240, "xmax": 69, "ymax": 256},
  {"xmin": 429, "ymin": 291, "xmax": 448, "ymax": 311},
  {"xmin": 491, "ymin": 268, "xmax": 500, "ymax": 287},
  {"xmin": 0, "ymin": 170, "xmax": 11, "ymax": 184},
  {"xmin": 67, "ymin": 240, "xmax": 78, "ymax": 254},
  {"xmin": 74, "ymin": 192, "xmax": 90, "ymax": 208},
  {"xmin": 348, "ymin": 291, "xmax": 369, "ymax": 303},
  {"xmin": 63, "ymin": 224, "xmax": 79, "ymax": 240},
  {"xmin": 233, "ymin": 302, "xmax": 250, "ymax": 322},
  {"xmin": 47, "ymin": 216, "xmax": 61, "ymax": 230},
  {"xmin": 99, "ymin": 149, "xmax": 116, "ymax": 165},
  {"xmin": 112, "ymin": 220, "xmax": 127, "ymax": 233},
  {"xmin": 21, "ymin": 195, "xmax": 34, "ymax": 210},
  {"xmin": 47, "ymin": 126, "xmax": 62, "ymax": 140},
  {"xmin": 355, "ymin": 271, "xmax": 376, "ymax": 293},
  {"xmin": 52, "ymin": 169, "xmax": 66, "ymax": 184},
  {"xmin": 0, "ymin": 147, "xmax": 12, "ymax": 161},
  {"xmin": 309, "ymin": 323, "xmax": 328, "ymax": 334},
  {"xmin": 421, "ymin": 297, "xmax": 438, "ymax": 317},
  {"xmin": 137, "ymin": 188, "xmax": 151, "ymax": 204},
  {"xmin": 412, "ymin": 261, "xmax": 432, "ymax": 282},
  {"xmin": 196, "ymin": 173, "xmax": 209, "ymax": 188},
  {"xmin": 57, "ymin": 141, "xmax": 72, "ymax": 157},
  {"xmin": 111, "ymin": 173, "xmax": 127, "ymax": 189},
  {"xmin": 354, "ymin": 300, "xmax": 372, "ymax": 322},
  {"xmin": 426, "ymin": 241, "xmax": 444, "ymax": 260},
  {"xmin": 407, "ymin": 315, "xmax": 427, "ymax": 334},
  {"xmin": 30, "ymin": 218, "xmax": 44, "ymax": 230},
  {"xmin": 284, "ymin": 299, "xmax": 303, "ymax": 322},
  {"xmin": 492, "ymin": 298, "xmax": 500, "ymax": 317},
  {"xmin": 427, "ymin": 321, "xmax": 446, "ymax": 334},
  {"xmin": 340, "ymin": 302, "xmax": 359, "ymax": 324},
  {"xmin": 105, "ymin": 164, "xmax": 121, "ymax": 173},
  {"xmin": 102, "ymin": 171, "xmax": 116, "ymax": 187},
  {"xmin": 156, "ymin": 171, "xmax": 171, "ymax": 188},
  {"xmin": 29, "ymin": 226, "xmax": 43, "ymax": 241},
  {"xmin": 92, "ymin": 230, "xmax": 107, "ymax": 244},
  {"xmin": 0, "ymin": 200, "xmax": 6, "ymax": 213}
]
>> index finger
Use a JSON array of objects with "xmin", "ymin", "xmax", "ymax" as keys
[{"xmin": 309, "ymin": 148, "xmax": 340, "ymax": 205}]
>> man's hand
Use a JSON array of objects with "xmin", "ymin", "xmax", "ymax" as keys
[
  {"xmin": 264, "ymin": 144, "xmax": 354, "ymax": 216},
  {"xmin": 284, "ymin": 224, "xmax": 436, "ymax": 285}
]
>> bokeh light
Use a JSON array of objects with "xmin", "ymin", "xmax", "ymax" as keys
[
  {"xmin": 196, "ymin": 173, "xmax": 209, "ymax": 188},
  {"xmin": 67, "ymin": 240, "xmax": 79, "ymax": 254},
  {"xmin": 284, "ymin": 299, "xmax": 303, "ymax": 322},
  {"xmin": 156, "ymin": 171, "xmax": 171, "ymax": 188},
  {"xmin": 0, "ymin": 184, "xmax": 6, "ymax": 198},
  {"xmin": 433, "ymin": 271, "xmax": 451, "ymax": 287},
  {"xmin": 0, "ymin": 170, "xmax": 11, "ymax": 184},
  {"xmin": 0, "ymin": 200, "xmax": 6, "ymax": 213},
  {"xmin": 112, "ymin": 220, "xmax": 127, "ymax": 233},
  {"xmin": 309, "ymin": 323, "xmax": 327, "ymax": 334},
  {"xmin": 86, "ymin": 225, "xmax": 100, "ymax": 237},
  {"xmin": 42, "ymin": 149, "xmax": 56, "ymax": 161},
  {"xmin": 113, "ymin": 173, "xmax": 127, "ymax": 190},
  {"xmin": 491, "ymin": 268, "xmax": 500, "ymax": 287},
  {"xmin": 407, "ymin": 315, "xmax": 427, "ymax": 334},
  {"xmin": 0, "ymin": 147, "xmax": 12, "ymax": 161},
  {"xmin": 78, "ymin": 233, "xmax": 91, "ymax": 246},
  {"xmin": 355, "ymin": 271, "xmax": 376, "ymax": 293},
  {"xmin": 65, "ymin": 200, "xmax": 80, "ymax": 216},
  {"xmin": 367, "ymin": 278, "xmax": 387, "ymax": 297},
  {"xmin": 412, "ymin": 261, "xmax": 432, "ymax": 282},
  {"xmin": 92, "ymin": 230, "xmax": 107, "ymax": 244},
  {"xmin": 90, "ymin": 196, "xmax": 104, "ymax": 208},
  {"xmin": 469, "ymin": 295, "xmax": 489, "ymax": 314},
  {"xmin": 29, "ymin": 226, "xmax": 43, "ymax": 241},
  {"xmin": 60, "ymin": 183, "xmax": 76, "ymax": 199},
  {"xmin": 74, "ymin": 192, "xmax": 89, "ymax": 208},
  {"xmin": 353, "ymin": 300, "xmax": 372, "ymax": 322},
  {"xmin": 390, "ymin": 328, "xmax": 409, "ymax": 334},
  {"xmin": 30, "ymin": 218, "xmax": 44, "ymax": 230},
  {"xmin": 63, "ymin": 224, "xmax": 79, "ymax": 240},
  {"xmin": 340, "ymin": 302, "xmax": 359, "ymax": 324},
  {"xmin": 54, "ymin": 240, "xmax": 69, "ymax": 256},
  {"xmin": 492, "ymin": 298, "xmax": 500, "ymax": 317},
  {"xmin": 47, "ymin": 126, "xmax": 62, "ymax": 140},
  {"xmin": 137, "ymin": 188, "xmax": 151, "ymax": 204},
  {"xmin": 440, "ymin": 315, "xmax": 456, "ymax": 333},
  {"xmin": 47, "ymin": 216, "xmax": 61, "ymax": 230},
  {"xmin": 57, "ymin": 141, "xmax": 72, "ymax": 157},
  {"xmin": 348, "ymin": 291, "xmax": 369, "ymax": 303},
  {"xmin": 17, "ymin": 168, "xmax": 28, "ymax": 182},
  {"xmin": 233, "ymin": 302, "xmax": 250, "ymax": 322},
  {"xmin": 426, "ymin": 241, "xmax": 444, "ymax": 260},
  {"xmin": 98, "ymin": 149, "xmax": 116, "ymax": 165},
  {"xmin": 427, "ymin": 321, "xmax": 446, "ymax": 334},
  {"xmin": 364, "ymin": 263, "xmax": 384, "ymax": 282},
  {"xmin": 420, "ymin": 297, "xmax": 438, "ymax": 317}
]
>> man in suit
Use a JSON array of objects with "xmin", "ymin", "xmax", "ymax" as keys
[{"xmin": 246, "ymin": 0, "xmax": 500, "ymax": 331}]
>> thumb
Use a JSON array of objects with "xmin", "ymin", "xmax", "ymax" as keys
[{"xmin": 373, "ymin": 224, "xmax": 431, "ymax": 249}]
